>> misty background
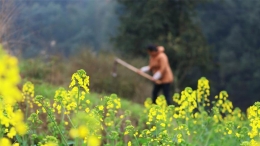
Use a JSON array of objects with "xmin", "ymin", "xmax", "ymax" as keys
[{"xmin": 1, "ymin": 0, "xmax": 260, "ymax": 112}]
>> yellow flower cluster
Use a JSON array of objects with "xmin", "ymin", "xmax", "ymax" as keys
[
  {"xmin": 215, "ymin": 91, "xmax": 233, "ymax": 114},
  {"xmin": 103, "ymin": 94, "xmax": 122, "ymax": 127},
  {"xmin": 173, "ymin": 87, "xmax": 197, "ymax": 119},
  {"xmin": 0, "ymin": 45, "xmax": 22, "ymax": 105},
  {"xmin": 52, "ymin": 69, "xmax": 90, "ymax": 114},
  {"xmin": 142, "ymin": 77, "xmax": 251, "ymax": 145},
  {"xmin": 0, "ymin": 44, "xmax": 27, "ymax": 144},
  {"xmin": 142, "ymin": 96, "xmax": 177, "ymax": 145},
  {"xmin": 106, "ymin": 94, "xmax": 121, "ymax": 110},
  {"xmin": 22, "ymin": 81, "xmax": 35, "ymax": 108},
  {"xmin": 147, "ymin": 96, "xmax": 167, "ymax": 125},
  {"xmin": 247, "ymin": 102, "xmax": 260, "ymax": 139},
  {"xmin": 53, "ymin": 87, "xmax": 72, "ymax": 114},
  {"xmin": 69, "ymin": 112, "xmax": 101, "ymax": 145},
  {"xmin": 0, "ymin": 45, "xmax": 103, "ymax": 145},
  {"xmin": 69, "ymin": 69, "xmax": 90, "ymax": 93},
  {"xmin": 50, "ymin": 69, "xmax": 90, "ymax": 115},
  {"xmin": 197, "ymin": 77, "xmax": 210, "ymax": 106},
  {"xmin": 37, "ymin": 136, "xmax": 59, "ymax": 146}
]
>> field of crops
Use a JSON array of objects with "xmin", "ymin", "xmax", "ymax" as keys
[{"xmin": 1, "ymin": 45, "xmax": 260, "ymax": 146}]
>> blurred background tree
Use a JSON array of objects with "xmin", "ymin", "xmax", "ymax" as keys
[
  {"xmin": 198, "ymin": 0, "xmax": 260, "ymax": 110},
  {"xmin": 13, "ymin": 0, "xmax": 119, "ymax": 57}
]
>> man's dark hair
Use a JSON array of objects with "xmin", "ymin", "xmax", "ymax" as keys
[{"xmin": 146, "ymin": 44, "xmax": 157, "ymax": 51}]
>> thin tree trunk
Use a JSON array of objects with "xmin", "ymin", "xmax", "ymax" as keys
[{"xmin": 0, "ymin": 0, "xmax": 16, "ymax": 52}]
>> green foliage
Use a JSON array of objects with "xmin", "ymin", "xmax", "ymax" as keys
[
  {"xmin": 198, "ymin": 0, "xmax": 260, "ymax": 110},
  {"xmin": 19, "ymin": 55, "xmax": 66, "ymax": 86},
  {"xmin": 34, "ymin": 83, "xmax": 59, "ymax": 99},
  {"xmin": 19, "ymin": 58, "xmax": 52, "ymax": 81},
  {"xmin": 12, "ymin": 0, "xmax": 119, "ymax": 56}
]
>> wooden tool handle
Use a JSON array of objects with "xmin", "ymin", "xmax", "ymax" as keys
[{"xmin": 115, "ymin": 58, "xmax": 161, "ymax": 84}]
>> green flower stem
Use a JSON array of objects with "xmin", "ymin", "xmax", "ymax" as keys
[
  {"xmin": 24, "ymin": 97, "xmax": 29, "ymax": 144},
  {"xmin": 60, "ymin": 107, "xmax": 65, "ymax": 125},
  {"xmin": 66, "ymin": 114, "xmax": 76, "ymax": 128},
  {"xmin": 0, "ymin": 125, "xmax": 3, "ymax": 138},
  {"xmin": 60, "ymin": 101, "xmax": 76, "ymax": 128},
  {"xmin": 42, "ymin": 101, "xmax": 68, "ymax": 146},
  {"xmin": 25, "ymin": 97, "xmax": 29, "ymax": 121},
  {"xmin": 204, "ymin": 130, "xmax": 212, "ymax": 146},
  {"xmin": 75, "ymin": 137, "xmax": 79, "ymax": 146},
  {"xmin": 76, "ymin": 85, "xmax": 80, "ymax": 113},
  {"xmin": 134, "ymin": 135, "xmax": 140, "ymax": 146}
]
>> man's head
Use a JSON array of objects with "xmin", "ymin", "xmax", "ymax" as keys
[{"xmin": 146, "ymin": 44, "xmax": 158, "ymax": 56}]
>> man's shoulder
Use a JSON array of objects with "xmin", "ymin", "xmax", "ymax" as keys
[{"xmin": 157, "ymin": 52, "xmax": 167, "ymax": 59}]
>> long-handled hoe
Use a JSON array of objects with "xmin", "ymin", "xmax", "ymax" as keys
[{"xmin": 112, "ymin": 57, "xmax": 161, "ymax": 84}]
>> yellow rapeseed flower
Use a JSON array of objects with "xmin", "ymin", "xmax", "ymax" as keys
[
  {"xmin": 160, "ymin": 123, "xmax": 166, "ymax": 127},
  {"xmin": 7, "ymin": 127, "xmax": 16, "ymax": 138},
  {"xmin": 0, "ymin": 46, "xmax": 22, "ymax": 105},
  {"xmin": 69, "ymin": 128, "xmax": 79, "ymax": 138},
  {"xmin": 15, "ymin": 122, "xmax": 28, "ymax": 135},
  {"xmin": 177, "ymin": 134, "xmax": 183, "ymax": 143},
  {"xmin": 228, "ymin": 130, "xmax": 232, "ymax": 135},
  {"xmin": 0, "ymin": 137, "xmax": 11, "ymax": 146},
  {"xmin": 151, "ymin": 126, "xmax": 156, "ymax": 132},
  {"xmin": 98, "ymin": 105, "xmax": 104, "ymax": 111},
  {"xmin": 235, "ymin": 132, "xmax": 240, "ymax": 138},
  {"xmin": 78, "ymin": 125, "xmax": 89, "ymax": 138},
  {"xmin": 87, "ymin": 136, "xmax": 100, "ymax": 146},
  {"xmin": 41, "ymin": 142, "xmax": 58, "ymax": 146},
  {"xmin": 13, "ymin": 143, "xmax": 20, "ymax": 146}
]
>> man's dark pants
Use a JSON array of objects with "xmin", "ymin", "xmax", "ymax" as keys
[{"xmin": 152, "ymin": 83, "xmax": 172, "ymax": 105}]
